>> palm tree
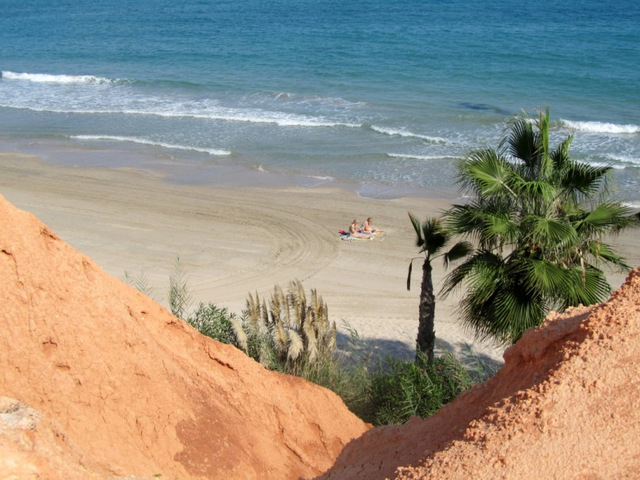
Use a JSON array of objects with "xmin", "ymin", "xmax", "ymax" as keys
[
  {"xmin": 442, "ymin": 109, "xmax": 639, "ymax": 345},
  {"xmin": 407, "ymin": 213, "xmax": 471, "ymax": 363}
]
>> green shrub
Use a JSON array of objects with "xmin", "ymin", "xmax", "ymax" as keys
[
  {"xmin": 185, "ymin": 303, "xmax": 239, "ymax": 345},
  {"xmin": 368, "ymin": 352, "xmax": 472, "ymax": 425}
]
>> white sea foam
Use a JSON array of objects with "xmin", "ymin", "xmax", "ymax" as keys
[
  {"xmin": 1, "ymin": 101, "xmax": 359, "ymax": 129},
  {"xmin": 310, "ymin": 175, "xmax": 335, "ymax": 181},
  {"xmin": 561, "ymin": 119, "xmax": 640, "ymax": 134},
  {"xmin": 0, "ymin": 72, "xmax": 360, "ymax": 128},
  {"xmin": 303, "ymin": 174, "xmax": 336, "ymax": 187},
  {"xmin": 387, "ymin": 153, "xmax": 461, "ymax": 161},
  {"xmin": 1, "ymin": 70, "xmax": 115, "ymax": 85},
  {"xmin": 586, "ymin": 160, "xmax": 627, "ymax": 170},
  {"xmin": 622, "ymin": 201, "xmax": 640, "ymax": 210},
  {"xmin": 271, "ymin": 91, "xmax": 364, "ymax": 108},
  {"xmin": 371, "ymin": 125, "xmax": 450, "ymax": 144},
  {"xmin": 71, "ymin": 135, "xmax": 231, "ymax": 156},
  {"xmin": 602, "ymin": 154, "xmax": 640, "ymax": 167},
  {"xmin": 121, "ymin": 108, "xmax": 360, "ymax": 128}
]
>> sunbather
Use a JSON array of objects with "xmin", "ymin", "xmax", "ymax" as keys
[
  {"xmin": 362, "ymin": 217, "xmax": 383, "ymax": 234},
  {"xmin": 349, "ymin": 219, "xmax": 372, "ymax": 238}
]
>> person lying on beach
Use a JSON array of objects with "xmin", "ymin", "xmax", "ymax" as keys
[
  {"xmin": 362, "ymin": 217, "xmax": 384, "ymax": 234},
  {"xmin": 349, "ymin": 219, "xmax": 372, "ymax": 238}
]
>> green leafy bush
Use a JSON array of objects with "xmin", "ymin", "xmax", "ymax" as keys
[
  {"xmin": 368, "ymin": 352, "xmax": 472, "ymax": 425},
  {"xmin": 185, "ymin": 303, "xmax": 239, "ymax": 345}
]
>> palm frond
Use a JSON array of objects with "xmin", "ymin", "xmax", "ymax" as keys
[
  {"xmin": 549, "ymin": 135, "xmax": 574, "ymax": 172},
  {"xmin": 492, "ymin": 286, "xmax": 545, "ymax": 343},
  {"xmin": 408, "ymin": 211, "xmax": 425, "ymax": 249},
  {"xmin": 444, "ymin": 203, "xmax": 484, "ymax": 236},
  {"xmin": 407, "ymin": 259, "xmax": 414, "ymax": 291},
  {"xmin": 480, "ymin": 209, "xmax": 519, "ymax": 248},
  {"xmin": 559, "ymin": 162, "xmax": 612, "ymax": 199},
  {"xmin": 536, "ymin": 108, "xmax": 551, "ymax": 178},
  {"xmin": 580, "ymin": 202, "xmax": 633, "ymax": 228},
  {"xmin": 507, "ymin": 117, "xmax": 536, "ymax": 168},
  {"xmin": 440, "ymin": 250, "xmax": 503, "ymax": 298},
  {"xmin": 521, "ymin": 258, "xmax": 573, "ymax": 297},
  {"xmin": 524, "ymin": 215, "xmax": 577, "ymax": 249},
  {"xmin": 585, "ymin": 240, "xmax": 630, "ymax": 270},
  {"xmin": 422, "ymin": 219, "xmax": 448, "ymax": 257},
  {"xmin": 516, "ymin": 177, "xmax": 557, "ymax": 199},
  {"xmin": 558, "ymin": 266, "xmax": 611, "ymax": 309},
  {"xmin": 461, "ymin": 150, "xmax": 516, "ymax": 198},
  {"xmin": 442, "ymin": 241, "xmax": 473, "ymax": 268}
]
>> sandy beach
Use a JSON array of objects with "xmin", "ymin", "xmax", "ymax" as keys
[{"xmin": 2, "ymin": 152, "xmax": 638, "ymax": 364}]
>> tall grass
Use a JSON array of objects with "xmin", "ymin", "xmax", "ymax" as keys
[{"xmin": 239, "ymin": 280, "xmax": 337, "ymax": 377}]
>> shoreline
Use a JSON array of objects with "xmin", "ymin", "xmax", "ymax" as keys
[
  {"xmin": 2, "ymin": 150, "xmax": 638, "ymax": 364},
  {"xmin": 0, "ymin": 137, "xmax": 463, "ymax": 202}
]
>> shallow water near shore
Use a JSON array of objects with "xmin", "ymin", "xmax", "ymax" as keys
[{"xmin": 1, "ymin": 0, "xmax": 639, "ymax": 203}]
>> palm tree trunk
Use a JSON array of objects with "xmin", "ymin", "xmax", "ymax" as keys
[{"xmin": 416, "ymin": 259, "xmax": 435, "ymax": 363}]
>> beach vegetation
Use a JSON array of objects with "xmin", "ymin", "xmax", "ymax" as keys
[
  {"xmin": 367, "ymin": 351, "xmax": 472, "ymax": 425},
  {"xmin": 122, "ymin": 270, "xmax": 154, "ymax": 298},
  {"xmin": 185, "ymin": 282, "xmax": 476, "ymax": 425},
  {"xmin": 238, "ymin": 280, "xmax": 337, "ymax": 376},
  {"xmin": 169, "ymin": 256, "xmax": 192, "ymax": 320},
  {"xmin": 184, "ymin": 303, "xmax": 239, "ymax": 345},
  {"xmin": 156, "ymin": 264, "xmax": 484, "ymax": 425},
  {"xmin": 407, "ymin": 214, "xmax": 472, "ymax": 363},
  {"xmin": 442, "ymin": 109, "xmax": 639, "ymax": 345}
]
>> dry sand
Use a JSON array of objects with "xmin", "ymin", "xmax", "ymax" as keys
[{"xmin": 2, "ymin": 152, "xmax": 637, "ymax": 364}]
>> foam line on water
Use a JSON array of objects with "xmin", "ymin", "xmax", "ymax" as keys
[
  {"xmin": 71, "ymin": 135, "xmax": 231, "ymax": 156},
  {"xmin": 1, "ymin": 70, "xmax": 118, "ymax": 85}
]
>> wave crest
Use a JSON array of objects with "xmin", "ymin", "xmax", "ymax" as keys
[
  {"xmin": 371, "ymin": 125, "xmax": 450, "ymax": 144},
  {"xmin": 1, "ymin": 71, "xmax": 116, "ymax": 85},
  {"xmin": 71, "ymin": 135, "xmax": 231, "ymax": 156},
  {"xmin": 387, "ymin": 153, "xmax": 461, "ymax": 161},
  {"xmin": 561, "ymin": 119, "xmax": 640, "ymax": 134}
]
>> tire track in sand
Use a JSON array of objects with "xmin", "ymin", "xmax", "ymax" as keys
[{"xmin": 188, "ymin": 196, "xmax": 340, "ymax": 307}]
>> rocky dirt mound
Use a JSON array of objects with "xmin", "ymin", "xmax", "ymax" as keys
[
  {"xmin": 0, "ymin": 195, "xmax": 369, "ymax": 480},
  {"xmin": 319, "ymin": 268, "xmax": 640, "ymax": 479}
]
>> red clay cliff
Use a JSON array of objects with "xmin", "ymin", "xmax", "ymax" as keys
[
  {"xmin": 2, "ymin": 192, "xmax": 640, "ymax": 480},
  {"xmin": 0, "ymin": 195, "xmax": 369, "ymax": 480}
]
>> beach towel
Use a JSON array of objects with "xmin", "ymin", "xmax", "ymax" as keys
[
  {"xmin": 339, "ymin": 230, "xmax": 355, "ymax": 242},
  {"xmin": 338, "ymin": 230, "xmax": 385, "ymax": 241}
]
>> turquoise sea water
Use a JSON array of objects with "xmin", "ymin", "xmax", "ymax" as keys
[{"xmin": 1, "ymin": 0, "xmax": 639, "ymax": 203}]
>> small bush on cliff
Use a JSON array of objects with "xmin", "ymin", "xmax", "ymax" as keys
[
  {"xmin": 367, "ymin": 351, "xmax": 472, "ymax": 425},
  {"xmin": 185, "ymin": 303, "xmax": 239, "ymax": 345},
  {"xmin": 169, "ymin": 256, "xmax": 192, "ymax": 320}
]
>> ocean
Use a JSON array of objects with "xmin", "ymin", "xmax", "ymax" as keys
[{"xmin": 1, "ymin": 0, "xmax": 639, "ymax": 204}]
